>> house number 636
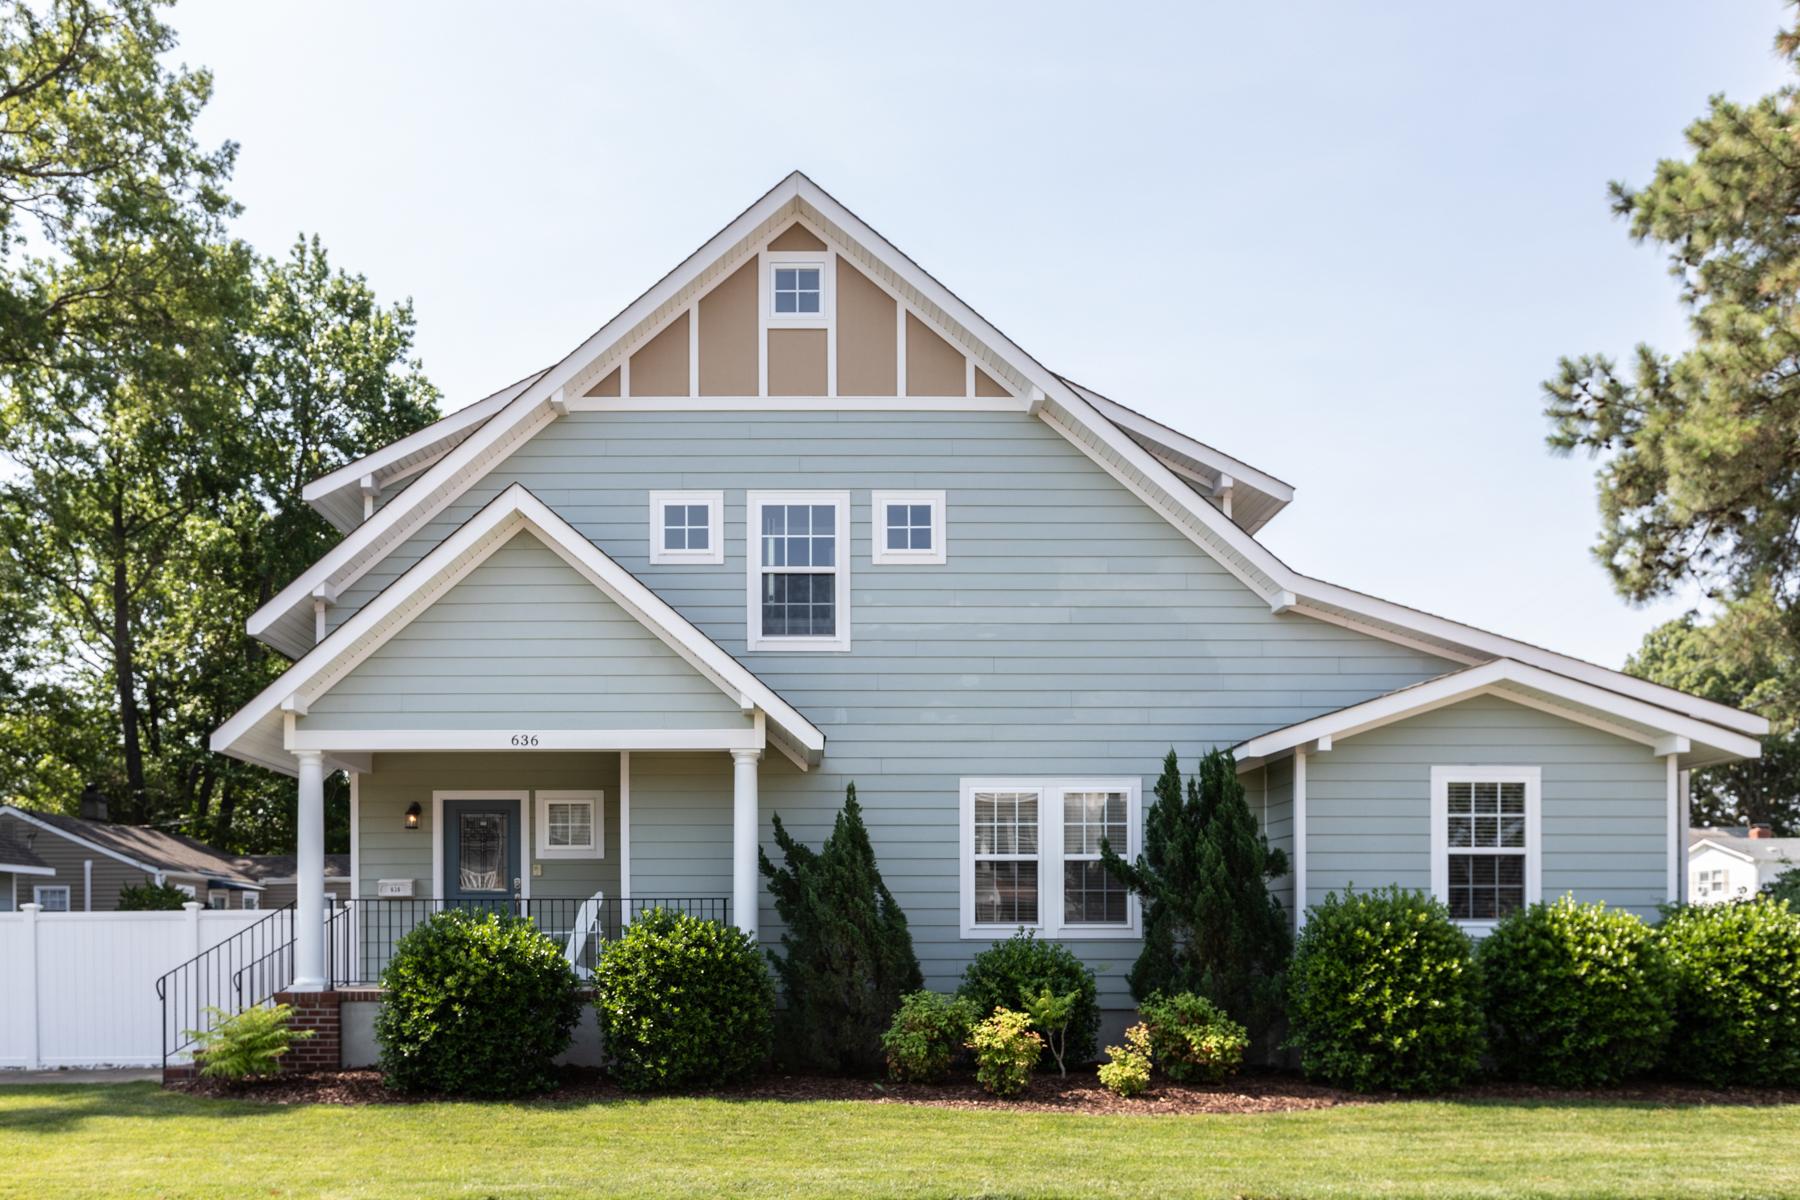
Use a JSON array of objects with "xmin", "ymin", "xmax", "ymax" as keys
[{"xmin": 510, "ymin": 733, "xmax": 540, "ymax": 747}]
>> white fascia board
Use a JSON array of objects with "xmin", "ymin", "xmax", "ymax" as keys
[
  {"xmin": 259, "ymin": 171, "xmax": 1766, "ymax": 741},
  {"xmin": 1064, "ymin": 382, "xmax": 1295, "ymax": 507},
  {"xmin": 0, "ymin": 806, "xmax": 165, "ymax": 877},
  {"xmin": 0, "ymin": 859, "xmax": 54, "ymax": 876},
  {"xmin": 252, "ymin": 176, "xmax": 809, "ymax": 656},
  {"xmin": 1230, "ymin": 659, "xmax": 1764, "ymax": 764},
  {"xmin": 217, "ymin": 483, "xmax": 825, "ymax": 765},
  {"xmin": 1689, "ymin": 839, "xmax": 1756, "ymax": 863}
]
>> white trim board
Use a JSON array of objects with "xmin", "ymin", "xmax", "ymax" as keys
[
  {"xmin": 215, "ymin": 484, "xmax": 826, "ymax": 776},
  {"xmin": 1230, "ymin": 658, "xmax": 1760, "ymax": 772},
  {"xmin": 1428, "ymin": 765, "xmax": 1542, "ymax": 934},
  {"xmin": 244, "ymin": 172, "xmax": 1766, "ymax": 744},
  {"xmin": 431, "ymin": 790, "xmax": 531, "ymax": 901}
]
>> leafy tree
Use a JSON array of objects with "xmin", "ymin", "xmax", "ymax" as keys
[
  {"xmin": 1100, "ymin": 749, "xmax": 1289, "ymax": 1038},
  {"xmin": 759, "ymin": 783, "xmax": 923, "ymax": 1073},
  {"xmin": 1628, "ymin": 594, "xmax": 1800, "ymax": 833},
  {"xmin": 1542, "ymin": 5, "xmax": 1800, "ymax": 827},
  {"xmin": 116, "ymin": 881, "xmax": 191, "ymax": 910},
  {"xmin": 1768, "ymin": 867, "xmax": 1800, "ymax": 906}
]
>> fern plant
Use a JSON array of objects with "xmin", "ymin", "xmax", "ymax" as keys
[{"xmin": 185, "ymin": 1003, "xmax": 313, "ymax": 1080}]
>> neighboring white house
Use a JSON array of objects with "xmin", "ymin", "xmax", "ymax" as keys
[{"xmin": 1688, "ymin": 827, "xmax": 1800, "ymax": 904}]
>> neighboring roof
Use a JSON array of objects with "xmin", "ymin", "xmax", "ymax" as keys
[
  {"xmin": 0, "ymin": 828, "xmax": 54, "ymax": 876},
  {"xmin": 248, "ymin": 171, "xmax": 1768, "ymax": 749},
  {"xmin": 1690, "ymin": 825, "xmax": 1750, "ymax": 844},
  {"xmin": 302, "ymin": 368, "xmax": 551, "ymax": 533},
  {"xmin": 233, "ymin": 853, "xmax": 350, "ymax": 881},
  {"xmin": 0, "ymin": 807, "xmax": 261, "ymax": 887},
  {"xmin": 1689, "ymin": 833, "xmax": 1800, "ymax": 866},
  {"xmin": 215, "ymin": 484, "xmax": 827, "ymax": 776},
  {"xmin": 1230, "ymin": 657, "xmax": 1762, "ymax": 772}
]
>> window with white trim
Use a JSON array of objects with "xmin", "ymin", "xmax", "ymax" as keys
[
  {"xmin": 33, "ymin": 885, "xmax": 69, "ymax": 912},
  {"xmin": 242, "ymin": 892, "xmax": 260, "ymax": 910},
  {"xmin": 747, "ymin": 491, "xmax": 850, "ymax": 650},
  {"xmin": 535, "ymin": 790, "xmax": 604, "ymax": 859},
  {"xmin": 762, "ymin": 251, "xmax": 833, "ymax": 331},
  {"xmin": 773, "ymin": 266, "xmax": 822, "ymax": 315},
  {"xmin": 173, "ymin": 882, "xmax": 197, "ymax": 899},
  {"xmin": 870, "ymin": 490, "xmax": 946, "ymax": 565},
  {"xmin": 960, "ymin": 778, "xmax": 1141, "ymax": 938},
  {"xmin": 1431, "ymin": 766, "xmax": 1540, "ymax": 926},
  {"xmin": 207, "ymin": 892, "xmax": 228, "ymax": 910},
  {"xmin": 648, "ymin": 491, "xmax": 724, "ymax": 565}
]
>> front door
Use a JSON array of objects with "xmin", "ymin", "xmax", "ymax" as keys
[{"xmin": 443, "ymin": 798, "xmax": 521, "ymax": 909}]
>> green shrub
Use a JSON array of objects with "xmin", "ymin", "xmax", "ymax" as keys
[
  {"xmin": 881, "ymin": 990, "xmax": 978, "ymax": 1083},
  {"xmin": 1023, "ymin": 988, "xmax": 1080, "ymax": 1076},
  {"xmin": 760, "ymin": 784, "xmax": 923, "ymax": 1073},
  {"xmin": 376, "ymin": 908, "xmax": 582, "ymax": 1097},
  {"xmin": 1139, "ymin": 991, "xmax": 1248, "ymax": 1083},
  {"xmin": 1287, "ymin": 886, "xmax": 1483, "ymax": 1093},
  {"xmin": 118, "ymin": 882, "xmax": 192, "ymax": 911},
  {"xmin": 1478, "ymin": 896, "xmax": 1671, "ymax": 1086},
  {"xmin": 958, "ymin": 932, "xmax": 1100, "ymax": 1064},
  {"xmin": 185, "ymin": 1004, "xmax": 312, "ymax": 1080},
  {"xmin": 593, "ymin": 908, "xmax": 774, "ymax": 1091},
  {"xmin": 967, "ymin": 1007, "xmax": 1041, "ymax": 1097},
  {"xmin": 1660, "ymin": 897, "xmax": 1800, "ymax": 1086},
  {"xmin": 1097, "ymin": 1023, "xmax": 1153, "ymax": 1097},
  {"xmin": 1767, "ymin": 867, "xmax": 1800, "ymax": 907}
]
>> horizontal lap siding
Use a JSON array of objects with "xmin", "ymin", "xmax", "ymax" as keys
[
  {"xmin": 0, "ymin": 815, "xmax": 158, "ymax": 911},
  {"xmin": 332, "ymin": 412, "xmax": 1454, "ymax": 1001},
  {"xmin": 357, "ymin": 753, "xmax": 620, "ymax": 900},
  {"xmin": 303, "ymin": 534, "xmax": 749, "ymax": 733},
  {"xmin": 1304, "ymin": 694, "xmax": 1670, "ymax": 919}
]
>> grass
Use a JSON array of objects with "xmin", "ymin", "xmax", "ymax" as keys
[{"xmin": 0, "ymin": 1084, "xmax": 1797, "ymax": 1199}]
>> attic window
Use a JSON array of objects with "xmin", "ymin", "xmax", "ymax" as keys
[{"xmin": 773, "ymin": 267, "xmax": 821, "ymax": 315}]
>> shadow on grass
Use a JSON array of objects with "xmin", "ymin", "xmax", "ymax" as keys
[{"xmin": 0, "ymin": 1082, "xmax": 305, "ymax": 1135}]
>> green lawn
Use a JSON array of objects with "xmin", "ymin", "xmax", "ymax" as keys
[{"xmin": 1, "ymin": 1084, "xmax": 1796, "ymax": 1199}]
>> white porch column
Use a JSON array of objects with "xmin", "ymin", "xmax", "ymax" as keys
[
  {"xmin": 730, "ymin": 748, "xmax": 760, "ymax": 939},
  {"xmin": 292, "ymin": 749, "xmax": 327, "ymax": 990}
]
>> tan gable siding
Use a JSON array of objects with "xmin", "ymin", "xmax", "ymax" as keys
[
  {"xmin": 584, "ymin": 367, "xmax": 620, "ymax": 398},
  {"xmin": 699, "ymin": 260, "xmax": 758, "ymax": 396},
  {"xmin": 0, "ymin": 814, "xmax": 158, "ymax": 911},
  {"xmin": 974, "ymin": 367, "xmax": 1009, "ymax": 397},
  {"xmin": 767, "ymin": 328, "xmax": 828, "ymax": 396},
  {"xmin": 767, "ymin": 223, "xmax": 826, "ymax": 251},
  {"xmin": 906, "ymin": 312, "xmax": 965, "ymax": 396},
  {"xmin": 836, "ymin": 256, "xmax": 896, "ymax": 396},
  {"xmin": 628, "ymin": 310, "xmax": 689, "ymax": 396}
]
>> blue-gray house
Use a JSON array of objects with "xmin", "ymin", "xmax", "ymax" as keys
[{"xmin": 212, "ymin": 172, "xmax": 1766, "ymax": 1020}]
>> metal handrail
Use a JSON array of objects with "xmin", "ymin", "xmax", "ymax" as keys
[{"xmin": 155, "ymin": 903, "xmax": 297, "ymax": 1072}]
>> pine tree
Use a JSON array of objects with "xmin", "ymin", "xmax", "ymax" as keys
[
  {"xmin": 1100, "ymin": 749, "xmax": 1289, "ymax": 1038},
  {"xmin": 759, "ymin": 783, "xmax": 923, "ymax": 1074}
]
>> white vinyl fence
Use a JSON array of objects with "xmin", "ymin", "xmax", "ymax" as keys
[{"xmin": 0, "ymin": 903, "xmax": 273, "ymax": 1069}]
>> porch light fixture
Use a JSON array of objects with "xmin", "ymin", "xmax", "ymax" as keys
[{"xmin": 404, "ymin": 802, "xmax": 421, "ymax": 830}]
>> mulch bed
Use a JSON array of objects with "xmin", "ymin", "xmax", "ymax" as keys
[{"xmin": 167, "ymin": 1067, "xmax": 1800, "ymax": 1114}]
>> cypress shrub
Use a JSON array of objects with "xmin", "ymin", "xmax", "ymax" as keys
[
  {"xmin": 1478, "ymin": 896, "xmax": 1671, "ymax": 1087},
  {"xmin": 1660, "ymin": 897, "xmax": 1800, "ymax": 1087},
  {"xmin": 1286, "ymin": 886, "xmax": 1483, "ymax": 1093},
  {"xmin": 1100, "ymin": 749, "xmax": 1289, "ymax": 1040},
  {"xmin": 759, "ymin": 783, "xmax": 923, "ymax": 1073}
]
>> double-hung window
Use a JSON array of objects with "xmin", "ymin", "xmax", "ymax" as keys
[
  {"xmin": 747, "ymin": 491, "xmax": 850, "ymax": 651},
  {"xmin": 960, "ymin": 778, "xmax": 1141, "ymax": 938},
  {"xmin": 870, "ymin": 490, "xmax": 947, "ymax": 565},
  {"xmin": 33, "ymin": 885, "xmax": 70, "ymax": 912},
  {"xmin": 1430, "ymin": 766, "xmax": 1541, "ymax": 928},
  {"xmin": 535, "ymin": 790, "xmax": 604, "ymax": 860},
  {"xmin": 648, "ymin": 491, "xmax": 724, "ymax": 565}
]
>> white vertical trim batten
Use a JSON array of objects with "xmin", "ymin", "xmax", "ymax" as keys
[{"xmin": 1292, "ymin": 748, "xmax": 1307, "ymax": 933}]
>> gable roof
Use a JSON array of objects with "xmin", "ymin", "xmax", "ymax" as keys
[
  {"xmin": 233, "ymin": 852, "xmax": 350, "ymax": 881},
  {"xmin": 0, "ymin": 807, "xmax": 260, "ymax": 887},
  {"xmin": 215, "ymin": 484, "xmax": 826, "ymax": 776},
  {"xmin": 1689, "ymin": 834, "xmax": 1800, "ymax": 866},
  {"xmin": 1230, "ymin": 657, "xmax": 1762, "ymax": 772},
  {"xmin": 0, "ymin": 827, "xmax": 53, "ymax": 876},
  {"xmin": 251, "ymin": 171, "xmax": 1766, "ymax": 745}
]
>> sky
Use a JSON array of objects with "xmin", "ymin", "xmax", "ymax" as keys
[{"xmin": 171, "ymin": 0, "xmax": 1793, "ymax": 670}]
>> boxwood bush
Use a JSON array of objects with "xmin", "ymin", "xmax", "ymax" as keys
[
  {"xmin": 593, "ymin": 908, "xmax": 774, "ymax": 1091},
  {"xmin": 881, "ymin": 990, "xmax": 978, "ymax": 1083},
  {"xmin": 1659, "ymin": 897, "xmax": 1800, "ymax": 1087},
  {"xmin": 1286, "ymin": 886, "xmax": 1483, "ymax": 1093},
  {"xmin": 958, "ymin": 932, "xmax": 1100, "ymax": 1064},
  {"xmin": 376, "ymin": 908, "xmax": 582, "ymax": 1096},
  {"xmin": 1477, "ymin": 896, "xmax": 1671, "ymax": 1086}
]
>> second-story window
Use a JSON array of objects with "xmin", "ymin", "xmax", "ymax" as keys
[
  {"xmin": 747, "ymin": 491, "xmax": 850, "ymax": 651},
  {"xmin": 773, "ymin": 266, "xmax": 821, "ymax": 315},
  {"xmin": 648, "ymin": 491, "xmax": 724, "ymax": 565},
  {"xmin": 871, "ymin": 490, "xmax": 947, "ymax": 565}
]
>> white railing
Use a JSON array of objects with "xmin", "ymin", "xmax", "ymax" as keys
[{"xmin": 0, "ymin": 903, "xmax": 270, "ymax": 1069}]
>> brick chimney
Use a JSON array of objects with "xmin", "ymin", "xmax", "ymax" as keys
[
  {"xmin": 1749, "ymin": 824, "xmax": 1773, "ymax": 839},
  {"xmin": 78, "ymin": 782, "xmax": 108, "ymax": 823}
]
